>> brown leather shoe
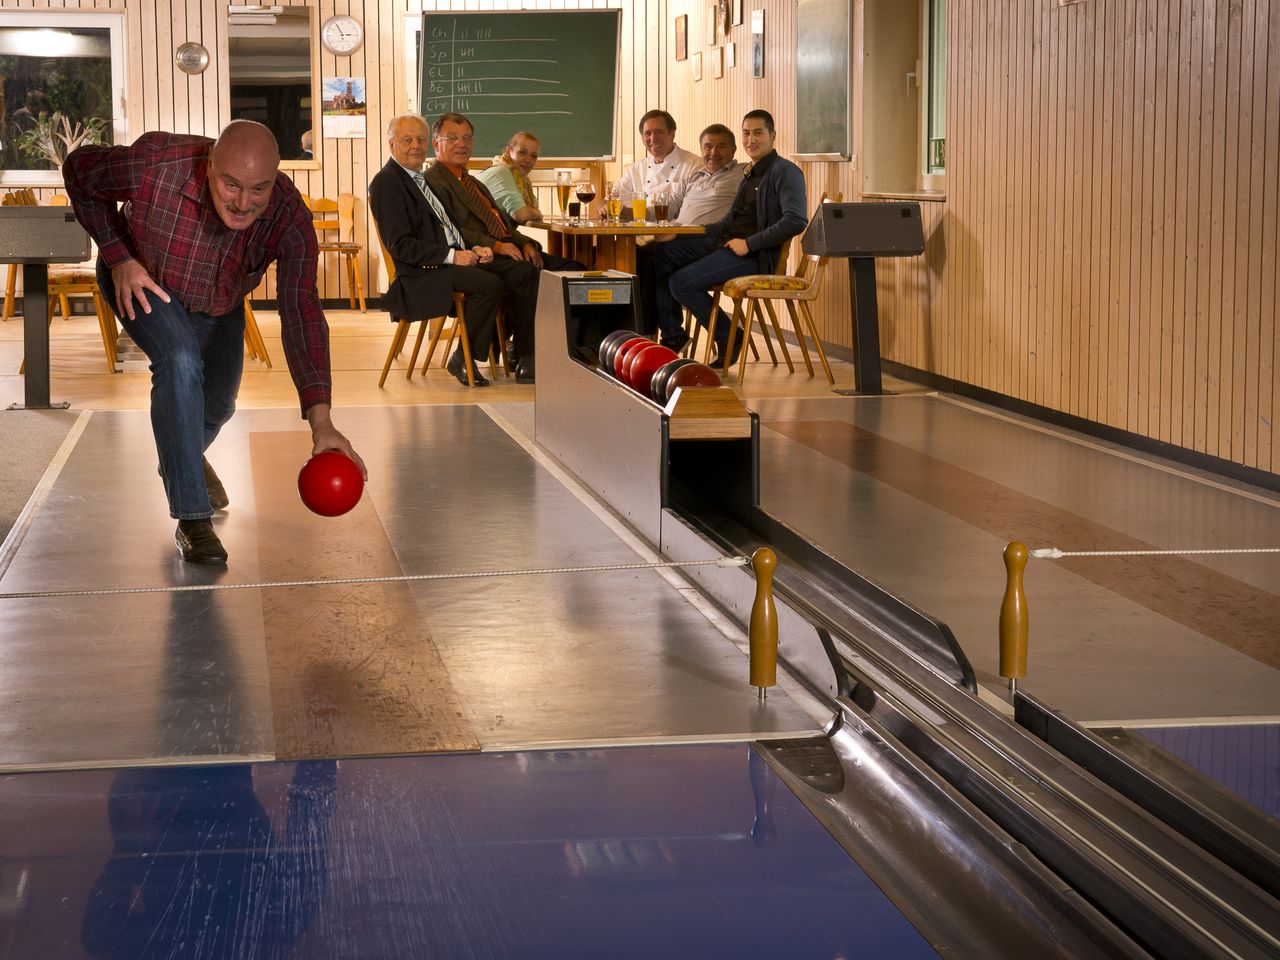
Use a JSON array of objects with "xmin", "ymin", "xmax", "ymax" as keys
[
  {"xmin": 175, "ymin": 520, "xmax": 228, "ymax": 564},
  {"xmin": 203, "ymin": 457, "xmax": 229, "ymax": 510}
]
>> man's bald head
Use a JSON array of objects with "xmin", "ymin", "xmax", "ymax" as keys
[{"xmin": 208, "ymin": 120, "xmax": 280, "ymax": 230}]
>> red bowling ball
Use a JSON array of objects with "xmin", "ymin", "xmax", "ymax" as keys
[
  {"xmin": 298, "ymin": 451, "xmax": 364, "ymax": 517},
  {"xmin": 664, "ymin": 361, "xmax": 723, "ymax": 401},
  {"xmin": 625, "ymin": 344, "xmax": 678, "ymax": 395},
  {"xmin": 597, "ymin": 330, "xmax": 637, "ymax": 373},
  {"xmin": 613, "ymin": 336, "xmax": 652, "ymax": 380}
]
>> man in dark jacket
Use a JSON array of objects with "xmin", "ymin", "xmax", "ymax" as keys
[
  {"xmin": 652, "ymin": 110, "xmax": 807, "ymax": 365},
  {"xmin": 424, "ymin": 112, "xmax": 544, "ymax": 382},
  {"xmin": 369, "ymin": 113, "xmax": 536, "ymax": 386}
]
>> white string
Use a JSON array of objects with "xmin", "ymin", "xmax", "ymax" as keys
[
  {"xmin": 0, "ymin": 556, "xmax": 751, "ymax": 601},
  {"xmin": 1031, "ymin": 546, "xmax": 1280, "ymax": 560}
]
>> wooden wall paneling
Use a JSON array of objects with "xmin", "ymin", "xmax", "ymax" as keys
[
  {"xmin": 1122, "ymin": 0, "xmax": 1143, "ymax": 433},
  {"xmin": 999, "ymin": 0, "xmax": 1016, "ymax": 402},
  {"xmin": 1101, "ymin": 0, "xmax": 1120, "ymax": 428},
  {"xmin": 948, "ymin": 0, "xmax": 965, "ymax": 382},
  {"xmin": 1215, "ymin": 0, "xmax": 1238, "ymax": 460},
  {"xmin": 1038, "ymin": 0, "xmax": 1052, "ymax": 410},
  {"xmin": 123, "ymin": 4, "xmax": 145, "ymax": 140},
  {"xmin": 142, "ymin": 1, "xmax": 161, "ymax": 132},
  {"xmin": 987, "ymin": 3, "xmax": 1004, "ymax": 396},
  {"xmin": 1197, "ymin": 0, "xmax": 1221, "ymax": 455},
  {"xmin": 982, "ymin": 2, "xmax": 999, "ymax": 395},
  {"xmin": 1176, "ymin": 0, "xmax": 1201, "ymax": 450},
  {"xmin": 1066, "ymin": 0, "xmax": 1085, "ymax": 422},
  {"xmin": 1133, "ymin": 0, "xmax": 1152, "ymax": 438},
  {"xmin": 1146, "ymin": 0, "xmax": 1167, "ymax": 440},
  {"xmin": 1261, "ymin": 5, "xmax": 1279, "ymax": 472},
  {"xmin": 1069, "ymin": 1, "xmax": 1089, "ymax": 422},
  {"xmin": 1153, "ymin": 4, "xmax": 1177, "ymax": 445},
  {"xmin": 1239, "ymin": 0, "xmax": 1262, "ymax": 467},
  {"xmin": 1227, "ymin": 0, "xmax": 1250, "ymax": 463}
]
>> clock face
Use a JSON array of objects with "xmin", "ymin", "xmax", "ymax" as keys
[{"xmin": 322, "ymin": 16, "xmax": 363, "ymax": 56}]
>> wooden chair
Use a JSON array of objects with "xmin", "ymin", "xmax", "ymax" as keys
[
  {"xmin": 302, "ymin": 193, "xmax": 367, "ymax": 312},
  {"xmin": 690, "ymin": 241, "xmax": 793, "ymax": 372},
  {"xmin": 376, "ymin": 236, "xmax": 483, "ymax": 388},
  {"xmin": 18, "ymin": 268, "xmax": 118, "ymax": 375},
  {"xmin": 716, "ymin": 196, "xmax": 841, "ymax": 385},
  {"xmin": 242, "ymin": 299, "xmax": 272, "ymax": 367}
]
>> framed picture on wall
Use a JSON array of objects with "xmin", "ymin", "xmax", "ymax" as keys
[
  {"xmin": 725, "ymin": 41, "xmax": 736, "ymax": 68},
  {"xmin": 733, "ymin": 0, "xmax": 744, "ymax": 26},
  {"xmin": 675, "ymin": 14, "xmax": 687, "ymax": 60},
  {"xmin": 707, "ymin": 4, "xmax": 718, "ymax": 45},
  {"xmin": 711, "ymin": 45, "xmax": 723, "ymax": 79},
  {"xmin": 692, "ymin": 50, "xmax": 703, "ymax": 82},
  {"xmin": 750, "ymin": 9, "xmax": 765, "ymax": 78}
]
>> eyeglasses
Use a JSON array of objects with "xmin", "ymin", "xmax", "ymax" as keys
[{"xmin": 438, "ymin": 134, "xmax": 475, "ymax": 145}]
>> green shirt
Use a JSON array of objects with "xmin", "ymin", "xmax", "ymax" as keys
[{"xmin": 474, "ymin": 162, "xmax": 535, "ymax": 219}]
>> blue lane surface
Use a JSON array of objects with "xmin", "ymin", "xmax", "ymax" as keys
[
  {"xmin": 1139, "ymin": 723, "xmax": 1280, "ymax": 820},
  {"xmin": 0, "ymin": 742, "xmax": 939, "ymax": 959}
]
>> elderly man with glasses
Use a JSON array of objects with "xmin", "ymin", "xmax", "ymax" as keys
[{"xmin": 423, "ymin": 112, "xmax": 543, "ymax": 382}]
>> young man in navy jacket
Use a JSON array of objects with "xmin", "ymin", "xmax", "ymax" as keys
[{"xmin": 651, "ymin": 110, "xmax": 807, "ymax": 365}]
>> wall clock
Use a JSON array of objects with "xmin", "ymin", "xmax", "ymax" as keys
[{"xmin": 321, "ymin": 15, "xmax": 363, "ymax": 56}]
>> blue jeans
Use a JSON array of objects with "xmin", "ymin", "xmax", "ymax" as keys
[
  {"xmin": 97, "ymin": 259, "xmax": 245, "ymax": 520},
  {"xmin": 653, "ymin": 237, "xmax": 757, "ymax": 348}
]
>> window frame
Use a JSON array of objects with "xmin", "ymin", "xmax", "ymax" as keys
[
  {"xmin": 0, "ymin": 10, "xmax": 127, "ymax": 186},
  {"xmin": 919, "ymin": 0, "xmax": 946, "ymax": 192}
]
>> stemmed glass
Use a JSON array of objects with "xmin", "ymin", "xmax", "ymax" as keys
[
  {"xmin": 574, "ymin": 180, "xmax": 597, "ymax": 222},
  {"xmin": 605, "ymin": 181, "xmax": 623, "ymax": 222},
  {"xmin": 555, "ymin": 171, "xmax": 573, "ymax": 219}
]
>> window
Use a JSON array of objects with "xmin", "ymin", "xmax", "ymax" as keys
[
  {"xmin": 0, "ymin": 11, "xmax": 126, "ymax": 185},
  {"xmin": 924, "ymin": 0, "xmax": 946, "ymax": 178},
  {"xmin": 228, "ymin": 5, "xmax": 317, "ymax": 167}
]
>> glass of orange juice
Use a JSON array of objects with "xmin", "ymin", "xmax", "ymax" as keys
[{"xmin": 631, "ymin": 195, "xmax": 647, "ymax": 222}]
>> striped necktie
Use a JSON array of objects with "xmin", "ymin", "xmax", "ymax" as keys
[
  {"xmin": 413, "ymin": 172, "xmax": 465, "ymax": 250},
  {"xmin": 458, "ymin": 172, "xmax": 511, "ymax": 241}
]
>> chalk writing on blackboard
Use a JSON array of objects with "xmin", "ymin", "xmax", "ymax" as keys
[{"xmin": 417, "ymin": 12, "xmax": 620, "ymax": 158}]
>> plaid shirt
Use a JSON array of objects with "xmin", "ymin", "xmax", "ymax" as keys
[{"xmin": 63, "ymin": 133, "xmax": 331, "ymax": 412}]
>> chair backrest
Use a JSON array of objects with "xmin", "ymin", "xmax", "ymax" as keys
[
  {"xmin": 2, "ymin": 188, "xmax": 37, "ymax": 207},
  {"xmin": 376, "ymin": 234, "xmax": 397, "ymax": 284},
  {"xmin": 48, "ymin": 193, "xmax": 70, "ymax": 207},
  {"xmin": 303, "ymin": 193, "xmax": 356, "ymax": 243}
]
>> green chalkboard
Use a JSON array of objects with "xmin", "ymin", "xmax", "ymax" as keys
[{"xmin": 418, "ymin": 11, "xmax": 620, "ymax": 160}]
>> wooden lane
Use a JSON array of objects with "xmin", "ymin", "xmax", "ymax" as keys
[{"xmin": 528, "ymin": 219, "xmax": 704, "ymax": 273}]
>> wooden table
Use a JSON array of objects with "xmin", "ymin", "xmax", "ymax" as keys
[{"xmin": 526, "ymin": 219, "xmax": 705, "ymax": 274}]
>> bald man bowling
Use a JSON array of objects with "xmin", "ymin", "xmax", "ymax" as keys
[{"xmin": 64, "ymin": 121, "xmax": 364, "ymax": 565}]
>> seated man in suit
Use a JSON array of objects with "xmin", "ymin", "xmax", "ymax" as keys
[
  {"xmin": 369, "ymin": 113, "xmax": 537, "ymax": 386},
  {"xmin": 652, "ymin": 110, "xmax": 807, "ymax": 363},
  {"xmin": 424, "ymin": 112, "xmax": 545, "ymax": 383}
]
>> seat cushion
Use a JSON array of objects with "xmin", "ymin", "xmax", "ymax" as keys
[{"xmin": 723, "ymin": 274, "xmax": 810, "ymax": 297}]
